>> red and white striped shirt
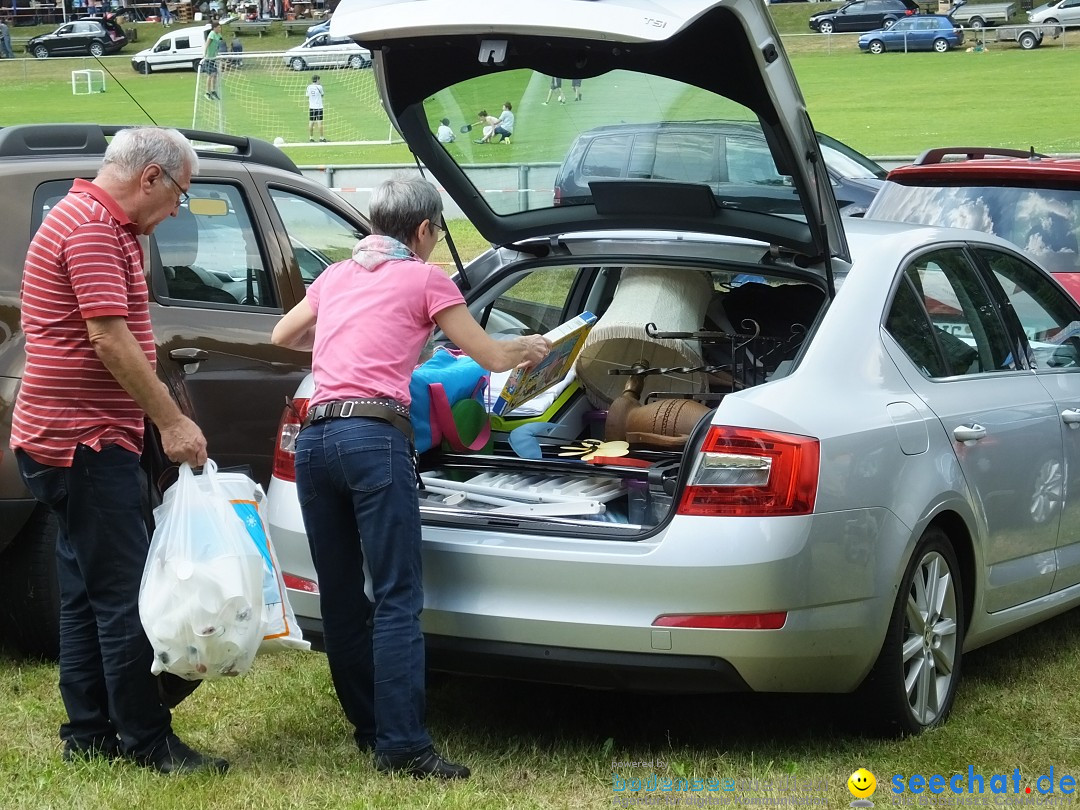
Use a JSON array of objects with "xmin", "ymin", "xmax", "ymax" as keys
[{"xmin": 11, "ymin": 179, "xmax": 155, "ymax": 467}]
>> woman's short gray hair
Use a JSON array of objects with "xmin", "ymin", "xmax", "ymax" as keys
[
  {"xmin": 368, "ymin": 175, "xmax": 443, "ymax": 245},
  {"xmin": 100, "ymin": 127, "xmax": 199, "ymax": 181}
]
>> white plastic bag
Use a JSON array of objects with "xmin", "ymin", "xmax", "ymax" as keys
[
  {"xmin": 199, "ymin": 466, "xmax": 310, "ymax": 654},
  {"xmin": 140, "ymin": 460, "xmax": 266, "ymax": 680}
]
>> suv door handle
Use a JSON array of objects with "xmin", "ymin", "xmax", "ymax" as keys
[
  {"xmin": 1063, "ymin": 409, "xmax": 1080, "ymax": 428},
  {"xmin": 953, "ymin": 424, "xmax": 987, "ymax": 445},
  {"xmin": 169, "ymin": 347, "xmax": 209, "ymax": 364}
]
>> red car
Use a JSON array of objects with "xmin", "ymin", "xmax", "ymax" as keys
[{"xmin": 867, "ymin": 147, "xmax": 1080, "ymax": 300}]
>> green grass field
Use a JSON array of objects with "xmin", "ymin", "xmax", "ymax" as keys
[{"xmin": 3, "ymin": 13, "xmax": 1080, "ymax": 163}]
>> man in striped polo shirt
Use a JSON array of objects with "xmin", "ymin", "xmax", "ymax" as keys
[{"xmin": 10, "ymin": 127, "xmax": 227, "ymax": 775}]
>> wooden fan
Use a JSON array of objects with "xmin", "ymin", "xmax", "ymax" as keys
[{"xmin": 558, "ymin": 439, "xmax": 630, "ymax": 462}]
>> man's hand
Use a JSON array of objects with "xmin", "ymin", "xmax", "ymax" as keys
[{"xmin": 159, "ymin": 415, "xmax": 208, "ymax": 467}]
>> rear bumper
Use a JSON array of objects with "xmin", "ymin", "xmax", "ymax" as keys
[{"xmin": 425, "ymin": 636, "xmax": 751, "ymax": 693}]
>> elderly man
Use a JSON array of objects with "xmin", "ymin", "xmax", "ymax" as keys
[{"xmin": 10, "ymin": 127, "xmax": 226, "ymax": 775}]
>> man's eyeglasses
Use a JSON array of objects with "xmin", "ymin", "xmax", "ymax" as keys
[{"xmin": 159, "ymin": 166, "xmax": 190, "ymax": 207}]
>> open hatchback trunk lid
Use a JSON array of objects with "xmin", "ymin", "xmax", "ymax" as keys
[{"xmin": 332, "ymin": 0, "xmax": 850, "ymax": 264}]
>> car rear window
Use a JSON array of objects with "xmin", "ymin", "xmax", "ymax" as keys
[
  {"xmin": 423, "ymin": 68, "xmax": 794, "ymax": 218},
  {"xmin": 870, "ymin": 183, "xmax": 1080, "ymax": 275}
]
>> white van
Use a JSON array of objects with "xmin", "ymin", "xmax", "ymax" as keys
[{"xmin": 130, "ymin": 24, "xmax": 210, "ymax": 74}]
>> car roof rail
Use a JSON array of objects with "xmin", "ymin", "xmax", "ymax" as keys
[
  {"xmin": 0, "ymin": 124, "xmax": 300, "ymax": 175},
  {"xmin": 912, "ymin": 146, "xmax": 1048, "ymax": 165}
]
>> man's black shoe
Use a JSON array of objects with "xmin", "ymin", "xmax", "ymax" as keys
[
  {"xmin": 157, "ymin": 673, "xmax": 202, "ymax": 709},
  {"xmin": 374, "ymin": 746, "xmax": 470, "ymax": 779},
  {"xmin": 62, "ymin": 738, "xmax": 120, "ymax": 763},
  {"xmin": 139, "ymin": 734, "xmax": 229, "ymax": 775}
]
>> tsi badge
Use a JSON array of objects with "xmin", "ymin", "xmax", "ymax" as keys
[{"xmin": 848, "ymin": 768, "xmax": 877, "ymax": 807}]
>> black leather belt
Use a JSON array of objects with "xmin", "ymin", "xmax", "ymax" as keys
[{"xmin": 302, "ymin": 398, "xmax": 414, "ymax": 441}]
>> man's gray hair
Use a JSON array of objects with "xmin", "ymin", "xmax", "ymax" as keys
[
  {"xmin": 100, "ymin": 127, "xmax": 199, "ymax": 182},
  {"xmin": 368, "ymin": 175, "xmax": 443, "ymax": 245}
]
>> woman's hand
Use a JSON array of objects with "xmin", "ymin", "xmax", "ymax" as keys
[{"xmin": 515, "ymin": 334, "xmax": 551, "ymax": 369}]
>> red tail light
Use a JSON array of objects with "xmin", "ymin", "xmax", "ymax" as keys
[
  {"xmin": 553, "ymin": 186, "xmax": 563, "ymax": 206},
  {"xmin": 677, "ymin": 426, "xmax": 819, "ymax": 517},
  {"xmin": 272, "ymin": 397, "xmax": 309, "ymax": 483}
]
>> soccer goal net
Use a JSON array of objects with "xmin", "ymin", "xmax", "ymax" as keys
[{"xmin": 191, "ymin": 52, "xmax": 398, "ymax": 146}]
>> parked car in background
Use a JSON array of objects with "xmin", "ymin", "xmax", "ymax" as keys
[
  {"xmin": 268, "ymin": 0, "xmax": 1080, "ymax": 737},
  {"xmin": 130, "ymin": 24, "xmax": 210, "ymax": 73},
  {"xmin": 1028, "ymin": 0, "xmax": 1080, "ymax": 26},
  {"xmin": 809, "ymin": 0, "xmax": 920, "ymax": 33},
  {"xmin": 283, "ymin": 33, "xmax": 372, "ymax": 71},
  {"xmin": 867, "ymin": 147, "xmax": 1080, "ymax": 299},
  {"xmin": 858, "ymin": 14, "xmax": 965, "ymax": 51},
  {"xmin": 26, "ymin": 15, "xmax": 128, "ymax": 59},
  {"xmin": 0, "ymin": 124, "xmax": 370, "ymax": 660},
  {"xmin": 552, "ymin": 122, "xmax": 885, "ymax": 216}
]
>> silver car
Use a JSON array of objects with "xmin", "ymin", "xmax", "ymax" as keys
[
  {"xmin": 282, "ymin": 33, "xmax": 371, "ymax": 71},
  {"xmin": 1028, "ymin": 0, "xmax": 1080, "ymax": 26},
  {"xmin": 268, "ymin": 0, "xmax": 1080, "ymax": 735}
]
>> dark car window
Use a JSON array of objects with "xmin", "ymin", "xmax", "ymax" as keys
[
  {"xmin": 887, "ymin": 249, "xmax": 1015, "ymax": 377},
  {"xmin": 155, "ymin": 183, "xmax": 274, "ymax": 308},
  {"xmin": 269, "ymin": 188, "xmax": 364, "ymax": 285},
  {"xmin": 629, "ymin": 132, "xmax": 720, "ymax": 184},
  {"xmin": 582, "ymin": 135, "xmax": 633, "ymax": 180},
  {"xmin": 978, "ymin": 248, "xmax": 1080, "ymax": 370}
]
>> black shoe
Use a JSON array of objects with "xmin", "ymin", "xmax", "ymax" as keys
[
  {"xmin": 139, "ymin": 734, "xmax": 229, "ymax": 775},
  {"xmin": 62, "ymin": 738, "xmax": 120, "ymax": 763},
  {"xmin": 374, "ymin": 746, "xmax": 470, "ymax": 779},
  {"xmin": 157, "ymin": 672, "xmax": 202, "ymax": 709},
  {"xmin": 206, "ymin": 92, "xmax": 213, "ymax": 100}
]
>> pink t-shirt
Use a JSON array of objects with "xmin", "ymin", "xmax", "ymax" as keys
[{"xmin": 306, "ymin": 255, "xmax": 464, "ymax": 407}]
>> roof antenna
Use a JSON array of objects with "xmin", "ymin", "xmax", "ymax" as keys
[{"xmin": 88, "ymin": 53, "xmax": 159, "ymax": 125}]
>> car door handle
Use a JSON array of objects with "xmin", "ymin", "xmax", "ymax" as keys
[
  {"xmin": 169, "ymin": 347, "xmax": 209, "ymax": 365},
  {"xmin": 953, "ymin": 424, "xmax": 987, "ymax": 444},
  {"xmin": 1063, "ymin": 409, "xmax": 1080, "ymax": 428}
]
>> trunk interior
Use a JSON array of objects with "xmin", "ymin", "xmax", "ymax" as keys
[{"xmin": 417, "ymin": 258, "xmax": 827, "ymax": 534}]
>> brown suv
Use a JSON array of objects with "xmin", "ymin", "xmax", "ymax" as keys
[{"xmin": 0, "ymin": 124, "xmax": 367, "ymax": 658}]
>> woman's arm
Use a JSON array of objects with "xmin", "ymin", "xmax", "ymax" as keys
[
  {"xmin": 435, "ymin": 303, "xmax": 550, "ymax": 372},
  {"xmin": 271, "ymin": 298, "xmax": 316, "ymax": 350}
]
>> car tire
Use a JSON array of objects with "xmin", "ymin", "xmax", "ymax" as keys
[
  {"xmin": 89, "ymin": 41, "xmax": 105, "ymax": 57},
  {"xmin": 818, "ymin": 20, "xmax": 834, "ymax": 34},
  {"xmin": 33, "ymin": 45, "xmax": 50, "ymax": 59},
  {"xmin": 1045, "ymin": 16, "xmax": 1060, "ymax": 24},
  {"xmin": 933, "ymin": 37, "xmax": 950, "ymax": 52},
  {"xmin": 290, "ymin": 56, "xmax": 307, "ymax": 71},
  {"xmin": 348, "ymin": 54, "xmax": 364, "ymax": 69},
  {"xmin": 859, "ymin": 526, "xmax": 965, "ymax": 736},
  {"xmin": 192, "ymin": 58, "xmax": 202, "ymax": 71},
  {"xmin": 883, "ymin": 16, "xmax": 898, "ymax": 28},
  {"xmin": 868, "ymin": 39, "xmax": 885, "ymax": 54},
  {"xmin": 0, "ymin": 507, "xmax": 61, "ymax": 660},
  {"xmin": 968, "ymin": 16, "xmax": 986, "ymax": 28},
  {"xmin": 1019, "ymin": 32, "xmax": 1040, "ymax": 49},
  {"xmin": 136, "ymin": 61, "xmax": 150, "ymax": 74}
]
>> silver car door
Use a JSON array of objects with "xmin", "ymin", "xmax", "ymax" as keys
[{"xmin": 885, "ymin": 247, "xmax": 1062, "ymax": 612}]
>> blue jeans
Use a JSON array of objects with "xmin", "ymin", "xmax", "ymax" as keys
[
  {"xmin": 16, "ymin": 444, "xmax": 172, "ymax": 758},
  {"xmin": 294, "ymin": 417, "xmax": 431, "ymax": 757}
]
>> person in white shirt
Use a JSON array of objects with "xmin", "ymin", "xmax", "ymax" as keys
[
  {"xmin": 307, "ymin": 75, "xmax": 326, "ymax": 142},
  {"xmin": 436, "ymin": 117, "xmax": 455, "ymax": 143},
  {"xmin": 477, "ymin": 102, "xmax": 514, "ymax": 145}
]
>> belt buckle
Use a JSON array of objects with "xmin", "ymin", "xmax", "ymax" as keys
[{"xmin": 339, "ymin": 400, "xmax": 355, "ymax": 418}]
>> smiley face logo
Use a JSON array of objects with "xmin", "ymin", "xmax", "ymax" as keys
[{"xmin": 848, "ymin": 768, "xmax": 877, "ymax": 799}]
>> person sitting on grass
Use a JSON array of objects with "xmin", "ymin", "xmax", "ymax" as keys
[
  {"xmin": 477, "ymin": 102, "xmax": 514, "ymax": 145},
  {"xmin": 473, "ymin": 110, "xmax": 500, "ymax": 144}
]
